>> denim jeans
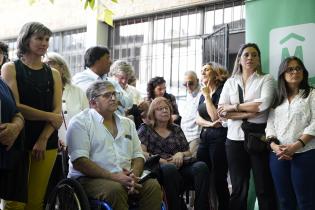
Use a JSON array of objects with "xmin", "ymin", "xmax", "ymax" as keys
[{"xmin": 269, "ymin": 149, "xmax": 315, "ymax": 210}]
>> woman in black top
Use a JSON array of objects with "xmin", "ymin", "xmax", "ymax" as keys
[
  {"xmin": 196, "ymin": 62, "xmax": 230, "ymax": 210},
  {"xmin": 1, "ymin": 22, "xmax": 62, "ymax": 210}
]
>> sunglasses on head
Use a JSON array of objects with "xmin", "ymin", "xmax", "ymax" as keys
[{"xmin": 182, "ymin": 81, "xmax": 194, "ymax": 87}]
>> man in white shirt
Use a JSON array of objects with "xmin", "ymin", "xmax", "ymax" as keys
[
  {"xmin": 66, "ymin": 80, "xmax": 162, "ymax": 210},
  {"xmin": 180, "ymin": 71, "xmax": 202, "ymax": 157},
  {"xmin": 72, "ymin": 46, "xmax": 133, "ymax": 115}
]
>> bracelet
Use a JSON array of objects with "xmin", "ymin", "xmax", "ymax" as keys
[
  {"xmin": 297, "ymin": 138, "xmax": 306, "ymax": 147},
  {"xmin": 267, "ymin": 137, "xmax": 280, "ymax": 145},
  {"xmin": 234, "ymin": 104, "xmax": 239, "ymax": 111}
]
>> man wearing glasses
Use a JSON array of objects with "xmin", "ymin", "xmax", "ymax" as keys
[
  {"xmin": 66, "ymin": 80, "xmax": 162, "ymax": 210},
  {"xmin": 180, "ymin": 71, "xmax": 202, "ymax": 157}
]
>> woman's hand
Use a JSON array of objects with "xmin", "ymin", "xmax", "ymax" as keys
[
  {"xmin": 217, "ymin": 104, "xmax": 237, "ymax": 117},
  {"xmin": 32, "ymin": 137, "xmax": 48, "ymax": 161},
  {"xmin": 0, "ymin": 123, "xmax": 20, "ymax": 150},
  {"xmin": 276, "ymin": 143, "xmax": 302, "ymax": 160},
  {"xmin": 168, "ymin": 152, "xmax": 184, "ymax": 168},
  {"xmin": 49, "ymin": 113, "xmax": 63, "ymax": 129}
]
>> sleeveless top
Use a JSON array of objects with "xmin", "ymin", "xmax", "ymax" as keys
[
  {"xmin": 198, "ymin": 85, "xmax": 227, "ymax": 138},
  {"xmin": 14, "ymin": 59, "xmax": 58, "ymax": 150}
]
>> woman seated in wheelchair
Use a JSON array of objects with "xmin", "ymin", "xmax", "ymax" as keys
[
  {"xmin": 138, "ymin": 97, "xmax": 211, "ymax": 210},
  {"xmin": 66, "ymin": 81, "xmax": 162, "ymax": 210}
]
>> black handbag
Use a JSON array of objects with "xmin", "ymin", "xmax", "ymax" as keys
[
  {"xmin": 237, "ymin": 85, "xmax": 269, "ymax": 154},
  {"xmin": 241, "ymin": 121, "xmax": 269, "ymax": 154}
]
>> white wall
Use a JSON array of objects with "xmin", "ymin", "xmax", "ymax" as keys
[{"xmin": 0, "ymin": 0, "xmax": 88, "ymax": 39}]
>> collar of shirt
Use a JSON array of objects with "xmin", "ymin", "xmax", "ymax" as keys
[
  {"xmin": 89, "ymin": 108, "xmax": 124, "ymax": 139},
  {"xmin": 234, "ymin": 71, "xmax": 260, "ymax": 88},
  {"xmin": 85, "ymin": 68, "xmax": 107, "ymax": 81},
  {"xmin": 190, "ymin": 87, "xmax": 201, "ymax": 97}
]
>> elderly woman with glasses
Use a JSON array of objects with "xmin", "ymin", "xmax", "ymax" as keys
[
  {"xmin": 266, "ymin": 56, "xmax": 315, "ymax": 210},
  {"xmin": 138, "ymin": 97, "xmax": 210, "ymax": 210},
  {"xmin": 43, "ymin": 52, "xmax": 88, "ymax": 144},
  {"xmin": 196, "ymin": 62, "xmax": 230, "ymax": 210}
]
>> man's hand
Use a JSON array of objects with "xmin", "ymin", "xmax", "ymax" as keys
[
  {"xmin": 112, "ymin": 169, "xmax": 143, "ymax": 194},
  {"xmin": 0, "ymin": 123, "xmax": 20, "ymax": 150}
]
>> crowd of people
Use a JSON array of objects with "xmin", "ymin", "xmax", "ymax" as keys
[{"xmin": 0, "ymin": 21, "xmax": 314, "ymax": 210}]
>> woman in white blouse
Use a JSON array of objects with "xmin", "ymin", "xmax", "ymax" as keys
[
  {"xmin": 266, "ymin": 56, "xmax": 315, "ymax": 210},
  {"xmin": 218, "ymin": 43, "xmax": 277, "ymax": 210},
  {"xmin": 44, "ymin": 52, "xmax": 88, "ymax": 144}
]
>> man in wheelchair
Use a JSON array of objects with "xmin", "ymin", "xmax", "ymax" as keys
[{"xmin": 66, "ymin": 80, "xmax": 162, "ymax": 210}]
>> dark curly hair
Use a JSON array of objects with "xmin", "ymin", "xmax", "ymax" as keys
[
  {"xmin": 147, "ymin": 76, "xmax": 166, "ymax": 100},
  {"xmin": 0, "ymin": 41, "xmax": 9, "ymax": 67}
]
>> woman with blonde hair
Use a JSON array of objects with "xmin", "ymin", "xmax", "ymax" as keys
[
  {"xmin": 138, "ymin": 97, "xmax": 210, "ymax": 210},
  {"xmin": 196, "ymin": 62, "xmax": 230, "ymax": 210}
]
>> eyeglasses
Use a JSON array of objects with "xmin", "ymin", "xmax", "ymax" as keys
[
  {"xmin": 182, "ymin": 81, "xmax": 194, "ymax": 87},
  {"xmin": 94, "ymin": 91, "xmax": 120, "ymax": 99},
  {"xmin": 286, "ymin": 66, "xmax": 302, "ymax": 74}
]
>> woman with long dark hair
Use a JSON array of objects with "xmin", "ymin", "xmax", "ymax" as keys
[
  {"xmin": 266, "ymin": 56, "xmax": 315, "ymax": 210},
  {"xmin": 218, "ymin": 43, "xmax": 278, "ymax": 210}
]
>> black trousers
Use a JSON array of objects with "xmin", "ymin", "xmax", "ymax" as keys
[
  {"xmin": 159, "ymin": 161, "xmax": 210, "ymax": 210},
  {"xmin": 197, "ymin": 127, "xmax": 229, "ymax": 210},
  {"xmin": 225, "ymin": 139, "xmax": 278, "ymax": 210}
]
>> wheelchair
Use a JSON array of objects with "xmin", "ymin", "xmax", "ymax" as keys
[
  {"xmin": 45, "ymin": 177, "xmax": 167, "ymax": 210},
  {"xmin": 45, "ymin": 150, "xmax": 166, "ymax": 210}
]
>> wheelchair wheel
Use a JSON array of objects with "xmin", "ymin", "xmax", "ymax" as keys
[{"xmin": 45, "ymin": 178, "xmax": 91, "ymax": 210}]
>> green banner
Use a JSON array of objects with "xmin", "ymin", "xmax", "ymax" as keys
[{"xmin": 246, "ymin": 0, "xmax": 315, "ymax": 84}]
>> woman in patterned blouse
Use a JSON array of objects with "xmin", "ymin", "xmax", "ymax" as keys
[
  {"xmin": 266, "ymin": 56, "xmax": 315, "ymax": 210},
  {"xmin": 138, "ymin": 97, "xmax": 210, "ymax": 210}
]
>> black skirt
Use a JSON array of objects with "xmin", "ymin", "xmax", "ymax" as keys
[{"xmin": 0, "ymin": 150, "xmax": 29, "ymax": 202}]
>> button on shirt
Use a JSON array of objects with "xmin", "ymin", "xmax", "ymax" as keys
[
  {"xmin": 72, "ymin": 68, "xmax": 133, "ymax": 114},
  {"xmin": 67, "ymin": 109, "xmax": 145, "ymax": 179},
  {"xmin": 180, "ymin": 89, "xmax": 202, "ymax": 142},
  {"xmin": 59, "ymin": 83, "xmax": 89, "ymax": 143},
  {"xmin": 266, "ymin": 89, "xmax": 315, "ymax": 153},
  {"xmin": 219, "ymin": 73, "xmax": 276, "ymax": 141}
]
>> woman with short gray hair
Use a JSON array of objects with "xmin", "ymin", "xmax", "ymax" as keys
[{"xmin": 109, "ymin": 60, "xmax": 143, "ymax": 105}]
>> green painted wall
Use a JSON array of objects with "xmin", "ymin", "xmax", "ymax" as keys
[{"xmin": 246, "ymin": 0, "xmax": 315, "ymax": 84}]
